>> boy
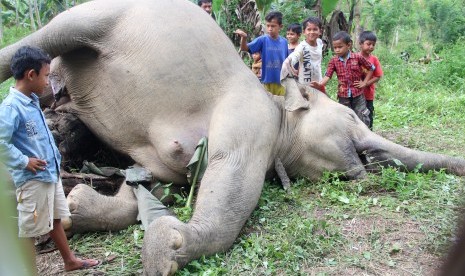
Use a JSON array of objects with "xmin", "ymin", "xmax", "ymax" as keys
[
  {"xmin": 198, "ymin": 0, "xmax": 215, "ymax": 19},
  {"xmin": 0, "ymin": 46, "xmax": 99, "ymax": 272},
  {"xmin": 235, "ymin": 11, "xmax": 289, "ymax": 96},
  {"xmin": 281, "ymin": 17, "xmax": 325, "ymax": 94},
  {"xmin": 286, "ymin": 23, "xmax": 301, "ymax": 54},
  {"xmin": 251, "ymin": 52, "xmax": 262, "ymax": 79},
  {"xmin": 359, "ymin": 31, "xmax": 383, "ymax": 130},
  {"xmin": 311, "ymin": 31, "xmax": 374, "ymax": 126}
]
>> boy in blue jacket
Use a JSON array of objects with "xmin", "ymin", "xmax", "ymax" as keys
[{"xmin": 0, "ymin": 46, "xmax": 99, "ymax": 272}]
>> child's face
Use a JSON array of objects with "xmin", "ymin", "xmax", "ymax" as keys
[
  {"xmin": 200, "ymin": 2, "xmax": 213, "ymax": 15},
  {"xmin": 286, "ymin": 30, "xmax": 300, "ymax": 44},
  {"xmin": 29, "ymin": 63, "xmax": 50, "ymax": 95},
  {"xmin": 266, "ymin": 19, "xmax": 282, "ymax": 39},
  {"xmin": 303, "ymin": 23, "xmax": 321, "ymax": 44},
  {"xmin": 360, "ymin": 40, "xmax": 376, "ymax": 55},
  {"xmin": 332, "ymin": 39, "xmax": 351, "ymax": 57},
  {"xmin": 252, "ymin": 52, "xmax": 261, "ymax": 62}
]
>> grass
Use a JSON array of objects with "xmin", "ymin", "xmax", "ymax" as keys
[{"xmin": 2, "ymin": 26, "xmax": 464, "ymax": 275}]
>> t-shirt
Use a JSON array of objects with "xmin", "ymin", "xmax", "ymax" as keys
[
  {"xmin": 287, "ymin": 39, "xmax": 323, "ymax": 91},
  {"xmin": 325, "ymin": 52, "xmax": 374, "ymax": 98},
  {"xmin": 362, "ymin": 55, "xmax": 383, "ymax": 101},
  {"xmin": 248, "ymin": 35, "xmax": 289, "ymax": 84}
]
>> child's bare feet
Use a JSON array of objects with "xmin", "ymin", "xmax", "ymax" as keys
[{"xmin": 64, "ymin": 258, "xmax": 100, "ymax": 272}]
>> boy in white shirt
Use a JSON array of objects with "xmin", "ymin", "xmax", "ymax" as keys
[{"xmin": 281, "ymin": 17, "xmax": 325, "ymax": 94}]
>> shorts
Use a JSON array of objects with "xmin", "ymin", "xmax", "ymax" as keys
[
  {"xmin": 264, "ymin": 83, "xmax": 286, "ymax": 96},
  {"xmin": 15, "ymin": 179, "xmax": 71, "ymax": 238}
]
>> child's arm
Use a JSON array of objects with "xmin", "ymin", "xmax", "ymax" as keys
[
  {"xmin": 310, "ymin": 76, "xmax": 330, "ymax": 91},
  {"xmin": 0, "ymin": 106, "xmax": 47, "ymax": 173},
  {"xmin": 365, "ymin": 76, "xmax": 381, "ymax": 87},
  {"xmin": 281, "ymin": 57, "xmax": 299, "ymax": 79},
  {"xmin": 310, "ymin": 58, "xmax": 334, "ymax": 90},
  {"xmin": 355, "ymin": 70, "xmax": 373, "ymax": 89},
  {"xmin": 355, "ymin": 56, "xmax": 375, "ymax": 88},
  {"xmin": 234, "ymin": 29, "xmax": 249, "ymax": 52}
]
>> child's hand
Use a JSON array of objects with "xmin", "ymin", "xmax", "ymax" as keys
[
  {"xmin": 354, "ymin": 80, "xmax": 367, "ymax": 88},
  {"xmin": 234, "ymin": 29, "xmax": 247, "ymax": 38},
  {"xmin": 310, "ymin": 81, "xmax": 324, "ymax": 91},
  {"xmin": 26, "ymin": 157, "xmax": 47, "ymax": 174}
]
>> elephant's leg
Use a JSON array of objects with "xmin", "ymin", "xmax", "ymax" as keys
[
  {"xmin": 142, "ymin": 95, "xmax": 277, "ymax": 275},
  {"xmin": 66, "ymin": 182, "xmax": 138, "ymax": 233}
]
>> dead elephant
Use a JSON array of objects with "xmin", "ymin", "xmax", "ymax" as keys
[{"xmin": 0, "ymin": 0, "xmax": 464, "ymax": 275}]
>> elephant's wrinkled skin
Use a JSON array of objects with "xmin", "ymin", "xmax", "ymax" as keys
[{"xmin": 1, "ymin": 0, "xmax": 464, "ymax": 274}]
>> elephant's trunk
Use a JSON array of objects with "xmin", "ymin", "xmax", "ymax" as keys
[{"xmin": 356, "ymin": 132, "xmax": 465, "ymax": 175}]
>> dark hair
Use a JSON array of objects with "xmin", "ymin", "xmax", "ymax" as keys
[
  {"xmin": 302, "ymin": 17, "xmax": 322, "ymax": 31},
  {"xmin": 332, "ymin": 31, "xmax": 352, "ymax": 44},
  {"xmin": 287, "ymin": 23, "xmax": 302, "ymax": 35},
  {"xmin": 198, "ymin": 0, "xmax": 212, "ymax": 6},
  {"xmin": 10, "ymin": 46, "xmax": 51, "ymax": 80},
  {"xmin": 359, "ymin": 31, "xmax": 377, "ymax": 43},
  {"xmin": 265, "ymin": 11, "xmax": 283, "ymax": 25}
]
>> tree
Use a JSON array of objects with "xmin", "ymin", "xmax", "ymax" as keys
[
  {"xmin": 27, "ymin": 0, "xmax": 35, "ymax": 30},
  {"xmin": 0, "ymin": 5, "xmax": 3, "ymax": 41},
  {"xmin": 33, "ymin": 0, "xmax": 42, "ymax": 28}
]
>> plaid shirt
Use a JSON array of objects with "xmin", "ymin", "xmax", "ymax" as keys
[{"xmin": 325, "ymin": 52, "xmax": 374, "ymax": 98}]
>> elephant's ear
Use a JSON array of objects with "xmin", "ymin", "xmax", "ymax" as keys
[{"xmin": 282, "ymin": 78, "xmax": 310, "ymax": 111}]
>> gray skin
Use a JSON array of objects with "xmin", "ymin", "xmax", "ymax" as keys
[{"xmin": 1, "ymin": 0, "xmax": 464, "ymax": 275}]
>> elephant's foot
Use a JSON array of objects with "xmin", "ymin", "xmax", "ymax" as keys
[
  {"xmin": 67, "ymin": 183, "xmax": 138, "ymax": 233},
  {"xmin": 142, "ymin": 216, "xmax": 200, "ymax": 276}
]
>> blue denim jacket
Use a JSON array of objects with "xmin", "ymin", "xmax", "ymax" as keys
[{"xmin": 0, "ymin": 87, "xmax": 61, "ymax": 187}]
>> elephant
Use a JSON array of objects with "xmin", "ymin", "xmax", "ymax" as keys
[{"xmin": 0, "ymin": 0, "xmax": 464, "ymax": 275}]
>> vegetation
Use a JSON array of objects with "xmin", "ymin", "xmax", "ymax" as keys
[{"xmin": 1, "ymin": 0, "xmax": 465, "ymax": 275}]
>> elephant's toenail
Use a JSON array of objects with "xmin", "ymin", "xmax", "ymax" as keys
[
  {"xmin": 68, "ymin": 201, "xmax": 77, "ymax": 212},
  {"xmin": 171, "ymin": 230, "xmax": 183, "ymax": 250},
  {"xmin": 62, "ymin": 217, "xmax": 72, "ymax": 230},
  {"xmin": 169, "ymin": 261, "xmax": 178, "ymax": 275}
]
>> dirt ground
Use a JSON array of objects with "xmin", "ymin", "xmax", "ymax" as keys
[{"xmin": 35, "ymin": 212, "xmax": 444, "ymax": 275}]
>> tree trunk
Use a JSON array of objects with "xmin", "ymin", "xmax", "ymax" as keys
[
  {"xmin": 324, "ymin": 10, "xmax": 349, "ymax": 52},
  {"xmin": 15, "ymin": 0, "xmax": 19, "ymax": 27},
  {"xmin": 28, "ymin": 0, "xmax": 36, "ymax": 30},
  {"xmin": 314, "ymin": 0, "xmax": 322, "ymax": 18},
  {"xmin": 391, "ymin": 27, "xmax": 398, "ymax": 51},
  {"xmin": 0, "ymin": 6, "xmax": 3, "ymax": 42},
  {"xmin": 352, "ymin": 0, "xmax": 362, "ymax": 50},
  {"xmin": 33, "ymin": 0, "xmax": 42, "ymax": 28}
]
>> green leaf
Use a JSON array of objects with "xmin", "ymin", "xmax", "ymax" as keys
[
  {"xmin": 322, "ymin": 0, "xmax": 339, "ymax": 18},
  {"xmin": 363, "ymin": 252, "xmax": 371, "ymax": 260},
  {"xmin": 338, "ymin": 195, "xmax": 350, "ymax": 204},
  {"xmin": 212, "ymin": 0, "xmax": 223, "ymax": 14}
]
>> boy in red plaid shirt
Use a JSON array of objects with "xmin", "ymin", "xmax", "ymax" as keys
[{"xmin": 311, "ymin": 31, "xmax": 374, "ymax": 126}]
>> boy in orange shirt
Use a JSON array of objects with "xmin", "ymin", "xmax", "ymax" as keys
[{"xmin": 359, "ymin": 31, "xmax": 383, "ymax": 130}]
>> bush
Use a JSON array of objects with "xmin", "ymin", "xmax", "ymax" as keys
[{"xmin": 427, "ymin": 39, "xmax": 465, "ymax": 91}]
